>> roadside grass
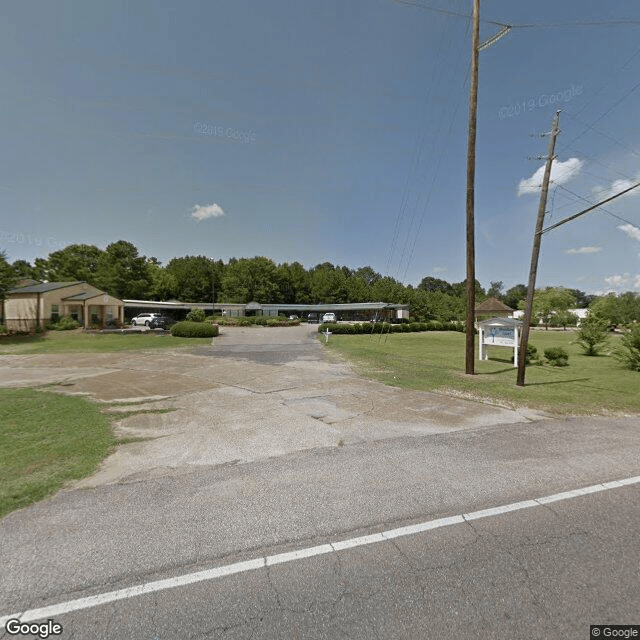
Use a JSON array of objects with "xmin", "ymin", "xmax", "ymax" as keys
[
  {"xmin": 0, "ymin": 389, "xmax": 177, "ymax": 518},
  {"xmin": 322, "ymin": 330, "xmax": 639, "ymax": 415},
  {"xmin": 0, "ymin": 388, "xmax": 117, "ymax": 518},
  {"xmin": 0, "ymin": 330, "xmax": 213, "ymax": 354}
]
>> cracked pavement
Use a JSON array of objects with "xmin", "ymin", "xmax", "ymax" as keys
[{"xmin": 1, "ymin": 325, "xmax": 639, "ymax": 638}]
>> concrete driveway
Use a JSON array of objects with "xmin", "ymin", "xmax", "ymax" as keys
[{"xmin": 0, "ymin": 325, "xmax": 544, "ymax": 487}]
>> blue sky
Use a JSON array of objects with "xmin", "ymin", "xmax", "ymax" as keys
[{"xmin": 1, "ymin": 0, "xmax": 639, "ymax": 294}]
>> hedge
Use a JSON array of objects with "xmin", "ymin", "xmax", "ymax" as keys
[
  {"xmin": 171, "ymin": 321, "xmax": 219, "ymax": 337},
  {"xmin": 318, "ymin": 321, "xmax": 465, "ymax": 334},
  {"xmin": 206, "ymin": 316, "xmax": 300, "ymax": 327}
]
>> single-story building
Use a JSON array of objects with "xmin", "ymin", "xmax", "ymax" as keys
[
  {"xmin": 122, "ymin": 299, "xmax": 409, "ymax": 322},
  {"xmin": 2, "ymin": 281, "xmax": 125, "ymax": 331}
]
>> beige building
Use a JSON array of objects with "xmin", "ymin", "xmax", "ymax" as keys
[{"xmin": 2, "ymin": 281, "xmax": 125, "ymax": 331}]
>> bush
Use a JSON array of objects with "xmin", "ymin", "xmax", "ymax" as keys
[
  {"xmin": 185, "ymin": 308, "xmax": 206, "ymax": 323},
  {"xmin": 0, "ymin": 325, "xmax": 7, "ymax": 334},
  {"xmin": 544, "ymin": 346, "xmax": 569, "ymax": 366},
  {"xmin": 46, "ymin": 316, "xmax": 81, "ymax": 331},
  {"xmin": 171, "ymin": 321, "xmax": 219, "ymax": 337},
  {"xmin": 575, "ymin": 317, "xmax": 609, "ymax": 356},
  {"xmin": 525, "ymin": 343, "xmax": 540, "ymax": 365},
  {"xmin": 614, "ymin": 324, "xmax": 640, "ymax": 371}
]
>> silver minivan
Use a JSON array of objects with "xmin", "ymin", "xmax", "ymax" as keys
[{"xmin": 322, "ymin": 313, "xmax": 337, "ymax": 323}]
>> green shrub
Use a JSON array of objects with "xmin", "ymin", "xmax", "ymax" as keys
[
  {"xmin": 0, "ymin": 325, "xmax": 7, "ymax": 334},
  {"xmin": 46, "ymin": 316, "xmax": 81, "ymax": 331},
  {"xmin": 544, "ymin": 346, "xmax": 569, "ymax": 366},
  {"xmin": 186, "ymin": 308, "xmax": 206, "ymax": 323},
  {"xmin": 575, "ymin": 317, "xmax": 609, "ymax": 356},
  {"xmin": 170, "ymin": 321, "xmax": 218, "ymax": 337},
  {"xmin": 525, "ymin": 343, "xmax": 540, "ymax": 365},
  {"xmin": 614, "ymin": 324, "xmax": 640, "ymax": 371}
]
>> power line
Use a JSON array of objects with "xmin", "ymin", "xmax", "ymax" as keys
[
  {"xmin": 555, "ymin": 184, "xmax": 640, "ymax": 229},
  {"xmin": 391, "ymin": 0, "xmax": 640, "ymax": 29},
  {"xmin": 562, "ymin": 78, "xmax": 640, "ymax": 150}
]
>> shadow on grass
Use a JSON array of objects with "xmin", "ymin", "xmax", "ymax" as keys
[
  {"xmin": 481, "ymin": 367, "xmax": 518, "ymax": 375},
  {"xmin": 523, "ymin": 377, "xmax": 591, "ymax": 386},
  {"xmin": 0, "ymin": 335, "xmax": 46, "ymax": 345}
]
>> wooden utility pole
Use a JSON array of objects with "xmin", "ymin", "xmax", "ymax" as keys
[
  {"xmin": 465, "ymin": 0, "xmax": 480, "ymax": 375},
  {"xmin": 516, "ymin": 110, "xmax": 561, "ymax": 387}
]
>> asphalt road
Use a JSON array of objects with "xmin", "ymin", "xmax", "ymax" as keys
[{"xmin": 1, "ymin": 326, "xmax": 639, "ymax": 638}]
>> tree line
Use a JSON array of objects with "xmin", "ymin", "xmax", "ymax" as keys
[{"xmin": 1, "ymin": 243, "xmax": 639, "ymax": 325}]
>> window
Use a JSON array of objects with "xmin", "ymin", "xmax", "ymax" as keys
[{"xmin": 51, "ymin": 304, "xmax": 59, "ymax": 322}]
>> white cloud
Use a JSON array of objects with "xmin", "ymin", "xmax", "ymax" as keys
[
  {"xmin": 604, "ymin": 273, "xmax": 630, "ymax": 287},
  {"xmin": 433, "ymin": 266, "xmax": 447, "ymax": 273},
  {"xmin": 191, "ymin": 202, "xmax": 225, "ymax": 222},
  {"xmin": 565, "ymin": 246, "xmax": 601, "ymax": 255},
  {"xmin": 592, "ymin": 178, "xmax": 640, "ymax": 201},
  {"xmin": 517, "ymin": 157, "xmax": 583, "ymax": 196},
  {"xmin": 618, "ymin": 223, "xmax": 640, "ymax": 242}
]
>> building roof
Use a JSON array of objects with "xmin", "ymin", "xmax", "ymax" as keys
[
  {"xmin": 8, "ymin": 281, "xmax": 83, "ymax": 294},
  {"xmin": 123, "ymin": 300, "xmax": 409, "ymax": 311},
  {"xmin": 479, "ymin": 316, "xmax": 522, "ymax": 327},
  {"xmin": 62, "ymin": 292, "xmax": 97, "ymax": 301},
  {"xmin": 474, "ymin": 297, "xmax": 514, "ymax": 313}
]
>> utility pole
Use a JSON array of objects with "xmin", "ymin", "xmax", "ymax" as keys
[
  {"xmin": 465, "ymin": 0, "xmax": 480, "ymax": 375},
  {"xmin": 516, "ymin": 110, "xmax": 561, "ymax": 387}
]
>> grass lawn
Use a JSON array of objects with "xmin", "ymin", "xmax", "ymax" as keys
[
  {"xmin": 0, "ymin": 329, "xmax": 213, "ymax": 354},
  {"xmin": 0, "ymin": 388, "xmax": 119, "ymax": 518},
  {"xmin": 322, "ymin": 330, "xmax": 640, "ymax": 416}
]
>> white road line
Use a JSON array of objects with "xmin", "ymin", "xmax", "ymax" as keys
[{"xmin": 2, "ymin": 474, "xmax": 639, "ymax": 627}]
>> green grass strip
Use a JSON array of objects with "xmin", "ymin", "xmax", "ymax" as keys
[
  {"xmin": 323, "ymin": 330, "xmax": 640, "ymax": 415},
  {"xmin": 0, "ymin": 388, "xmax": 117, "ymax": 518}
]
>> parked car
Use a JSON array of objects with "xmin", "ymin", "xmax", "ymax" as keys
[
  {"xmin": 322, "ymin": 312, "xmax": 337, "ymax": 323},
  {"xmin": 148, "ymin": 315, "xmax": 175, "ymax": 329},
  {"xmin": 130, "ymin": 313, "xmax": 162, "ymax": 326},
  {"xmin": 307, "ymin": 312, "xmax": 320, "ymax": 324},
  {"xmin": 288, "ymin": 314, "xmax": 299, "ymax": 320}
]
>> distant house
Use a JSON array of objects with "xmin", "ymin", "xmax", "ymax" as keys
[
  {"xmin": 474, "ymin": 297, "xmax": 514, "ymax": 321},
  {"xmin": 2, "ymin": 281, "xmax": 124, "ymax": 331},
  {"xmin": 512, "ymin": 308, "xmax": 589, "ymax": 326}
]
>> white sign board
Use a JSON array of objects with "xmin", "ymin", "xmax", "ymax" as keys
[
  {"xmin": 483, "ymin": 326, "xmax": 516, "ymax": 347},
  {"xmin": 478, "ymin": 318, "xmax": 521, "ymax": 367}
]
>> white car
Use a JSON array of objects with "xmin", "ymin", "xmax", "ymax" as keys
[
  {"xmin": 322, "ymin": 313, "xmax": 337, "ymax": 323},
  {"xmin": 130, "ymin": 313, "xmax": 161, "ymax": 326}
]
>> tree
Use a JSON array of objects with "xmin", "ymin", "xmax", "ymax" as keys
[
  {"xmin": 11, "ymin": 260, "xmax": 38, "ymax": 281},
  {"xmin": 614, "ymin": 324, "xmax": 640, "ymax": 371},
  {"xmin": 575, "ymin": 316, "xmax": 609, "ymax": 356},
  {"xmin": 95, "ymin": 241, "xmax": 151, "ymax": 299},
  {"xmin": 221, "ymin": 257, "xmax": 281, "ymax": 303},
  {"xmin": 503, "ymin": 284, "xmax": 528, "ymax": 310},
  {"xmin": 417, "ymin": 276, "xmax": 453, "ymax": 294},
  {"xmin": 521, "ymin": 287, "xmax": 577, "ymax": 330},
  {"xmin": 43, "ymin": 244, "xmax": 104, "ymax": 285},
  {"xmin": 0, "ymin": 251, "xmax": 17, "ymax": 303},
  {"xmin": 590, "ymin": 292, "xmax": 640, "ymax": 327},
  {"xmin": 486, "ymin": 281, "xmax": 504, "ymax": 299},
  {"xmin": 164, "ymin": 255, "xmax": 216, "ymax": 302},
  {"xmin": 567, "ymin": 288, "xmax": 596, "ymax": 308}
]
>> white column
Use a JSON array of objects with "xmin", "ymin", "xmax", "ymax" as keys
[
  {"xmin": 513, "ymin": 326, "xmax": 519, "ymax": 367},
  {"xmin": 478, "ymin": 327, "xmax": 484, "ymax": 361}
]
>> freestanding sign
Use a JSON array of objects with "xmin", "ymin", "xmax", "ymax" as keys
[{"xmin": 478, "ymin": 317, "xmax": 522, "ymax": 367}]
